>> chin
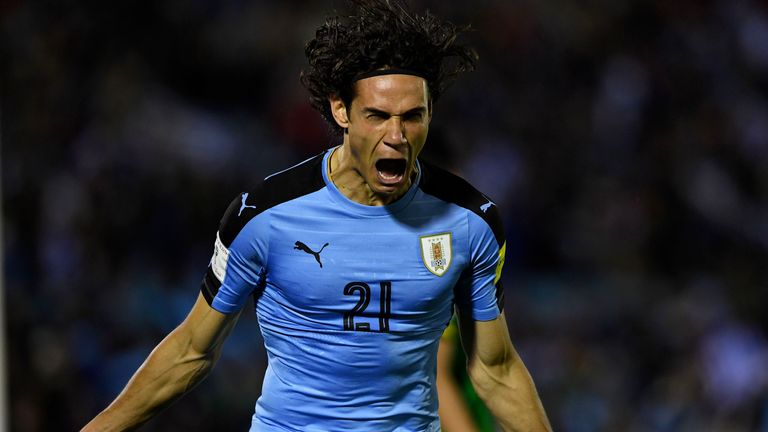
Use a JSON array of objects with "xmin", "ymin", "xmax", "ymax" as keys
[
  {"xmin": 372, "ymin": 182, "xmax": 405, "ymax": 197},
  {"xmin": 374, "ymin": 186, "xmax": 399, "ymax": 196}
]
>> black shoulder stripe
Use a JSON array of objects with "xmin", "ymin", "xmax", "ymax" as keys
[
  {"xmin": 419, "ymin": 160, "xmax": 505, "ymax": 247},
  {"xmin": 218, "ymin": 152, "xmax": 326, "ymax": 247}
]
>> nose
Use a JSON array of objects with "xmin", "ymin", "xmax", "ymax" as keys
[{"xmin": 384, "ymin": 117, "xmax": 408, "ymax": 147}]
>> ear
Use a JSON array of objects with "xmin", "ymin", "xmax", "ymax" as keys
[{"xmin": 329, "ymin": 95, "xmax": 350, "ymax": 130}]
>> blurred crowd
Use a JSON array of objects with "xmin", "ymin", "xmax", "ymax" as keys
[{"xmin": 3, "ymin": 0, "xmax": 768, "ymax": 430}]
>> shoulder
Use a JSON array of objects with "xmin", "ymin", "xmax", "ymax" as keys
[
  {"xmin": 419, "ymin": 160, "xmax": 504, "ymax": 246},
  {"xmin": 218, "ymin": 152, "xmax": 327, "ymax": 245}
]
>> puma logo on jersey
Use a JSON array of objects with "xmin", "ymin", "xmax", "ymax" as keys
[
  {"xmin": 480, "ymin": 199, "xmax": 494, "ymax": 213},
  {"xmin": 239, "ymin": 192, "xmax": 257, "ymax": 216},
  {"xmin": 294, "ymin": 241, "xmax": 329, "ymax": 268}
]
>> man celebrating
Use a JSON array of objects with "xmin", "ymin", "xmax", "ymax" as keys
[{"xmin": 83, "ymin": 1, "xmax": 551, "ymax": 430}]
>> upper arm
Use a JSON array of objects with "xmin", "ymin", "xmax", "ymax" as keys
[
  {"xmin": 175, "ymin": 293, "xmax": 242, "ymax": 359},
  {"xmin": 190, "ymin": 191, "xmax": 271, "ymax": 355},
  {"xmin": 201, "ymin": 191, "xmax": 270, "ymax": 314},
  {"xmin": 456, "ymin": 310, "xmax": 514, "ymax": 371},
  {"xmin": 451, "ymin": 197, "xmax": 510, "ymax": 369},
  {"xmin": 454, "ymin": 205, "xmax": 506, "ymax": 323}
]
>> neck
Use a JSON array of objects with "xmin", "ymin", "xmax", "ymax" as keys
[{"xmin": 328, "ymin": 143, "xmax": 412, "ymax": 206}]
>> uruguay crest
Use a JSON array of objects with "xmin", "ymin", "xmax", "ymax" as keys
[{"xmin": 420, "ymin": 232, "xmax": 453, "ymax": 276}]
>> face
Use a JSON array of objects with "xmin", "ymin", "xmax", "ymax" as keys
[{"xmin": 332, "ymin": 74, "xmax": 432, "ymax": 201}]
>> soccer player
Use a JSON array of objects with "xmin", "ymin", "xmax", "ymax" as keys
[{"xmin": 82, "ymin": 1, "xmax": 551, "ymax": 431}]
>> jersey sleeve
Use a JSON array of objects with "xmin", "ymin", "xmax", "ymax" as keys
[
  {"xmin": 455, "ymin": 208, "xmax": 506, "ymax": 322},
  {"xmin": 200, "ymin": 154, "xmax": 327, "ymax": 313},
  {"xmin": 418, "ymin": 160, "xmax": 506, "ymax": 322},
  {"xmin": 200, "ymin": 190, "xmax": 270, "ymax": 314}
]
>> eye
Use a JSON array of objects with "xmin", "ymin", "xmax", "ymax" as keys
[
  {"xmin": 367, "ymin": 112, "xmax": 388, "ymax": 120},
  {"xmin": 404, "ymin": 112, "xmax": 423, "ymax": 122}
]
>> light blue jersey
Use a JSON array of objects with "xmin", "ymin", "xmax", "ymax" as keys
[{"xmin": 201, "ymin": 149, "xmax": 506, "ymax": 432}]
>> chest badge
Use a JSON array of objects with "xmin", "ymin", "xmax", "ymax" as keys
[{"xmin": 420, "ymin": 232, "xmax": 452, "ymax": 277}]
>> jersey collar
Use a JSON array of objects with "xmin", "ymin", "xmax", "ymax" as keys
[{"xmin": 321, "ymin": 146, "xmax": 421, "ymax": 216}]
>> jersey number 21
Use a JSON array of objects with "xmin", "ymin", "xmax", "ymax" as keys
[{"xmin": 343, "ymin": 281, "xmax": 392, "ymax": 333}]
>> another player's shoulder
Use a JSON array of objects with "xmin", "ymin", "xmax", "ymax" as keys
[
  {"xmin": 419, "ymin": 159, "xmax": 504, "ymax": 245},
  {"xmin": 218, "ymin": 152, "xmax": 326, "ymax": 244}
]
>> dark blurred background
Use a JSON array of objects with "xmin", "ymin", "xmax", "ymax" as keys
[{"xmin": 3, "ymin": 0, "xmax": 768, "ymax": 431}]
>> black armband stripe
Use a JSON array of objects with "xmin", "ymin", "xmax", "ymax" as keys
[{"xmin": 200, "ymin": 268, "xmax": 221, "ymax": 306}]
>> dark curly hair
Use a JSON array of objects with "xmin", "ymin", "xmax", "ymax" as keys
[{"xmin": 301, "ymin": 0, "xmax": 478, "ymax": 134}]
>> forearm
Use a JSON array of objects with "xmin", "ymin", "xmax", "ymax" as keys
[
  {"xmin": 82, "ymin": 329, "xmax": 216, "ymax": 431},
  {"xmin": 437, "ymin": 375, "xmax": 479, "ymax": 432},
  {"xmin": 437, "ymin": 339, "xmax": 479, "ymax": 432},
  {"xmin": 468, "ymin": 351, "xmax": 551, "ymax": 432}
]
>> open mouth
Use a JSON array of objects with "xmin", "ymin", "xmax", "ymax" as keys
[{"xmin": 375, "ymin": 158, "xmax": 407, "ymax": 185}]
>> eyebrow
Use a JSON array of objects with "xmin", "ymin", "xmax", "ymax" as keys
[{"xmin": 361, "ymin": 106, "xmax": 428, "ymax": 117}]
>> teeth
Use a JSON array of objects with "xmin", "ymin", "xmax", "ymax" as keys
[{"xmin": 379, "ymin": 170, "xmax": 398, "ymax": 179}]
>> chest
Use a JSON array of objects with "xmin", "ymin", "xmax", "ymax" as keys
[{"xmin": 262, "ymin": 206, "xmax": 469, "ymax": 332}]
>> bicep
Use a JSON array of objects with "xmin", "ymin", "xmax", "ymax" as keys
[
  {"xmin": 456, "ymin": 310, "xmax": 514, "ymax": 369},
  {"xmin": 175, "ymin": 293, "xmax": 242, "ymax": 358}
]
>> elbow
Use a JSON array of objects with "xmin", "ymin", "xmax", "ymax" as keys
[
  {"xmin": 467, "ymin": 365, "xmax": 500, "ymax": 398},
  {"xmin": 163, "ymin": 330, "xmax": 221, "ymax": 393},
  {"xmin": 178, "ymin": 346, "xmax": 219, "ymax": 380},
  {"xmin": 171, "ymin": 324, "xmax": 222, "ymax": 368},
  {"xmin": 195, "ymin": 350, "xmax": 221, "ymax": 378},
  {"xmin": 466, "ymin": 349, "xmax": 519, "ymax": 396}
]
